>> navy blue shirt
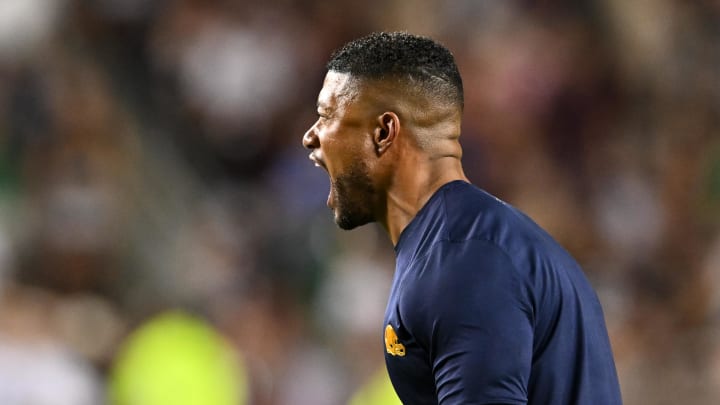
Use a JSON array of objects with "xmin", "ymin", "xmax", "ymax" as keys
[{"xmin": 383, "ymin": 181, "xmax": 622, "ymax": 404}]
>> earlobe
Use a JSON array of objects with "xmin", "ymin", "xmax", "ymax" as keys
[{"xmin": 374, "ymin": 112, "xmax": 399, "ymax": 155}]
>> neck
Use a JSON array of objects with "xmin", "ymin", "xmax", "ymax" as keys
[{"xmin": 379, "ymin": 154, "xmax": 468, "ymax": 246}]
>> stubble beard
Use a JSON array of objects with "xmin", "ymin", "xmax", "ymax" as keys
[{"xmin": 332, "ymin": 160, "xmax": 377, "ymax": 230}]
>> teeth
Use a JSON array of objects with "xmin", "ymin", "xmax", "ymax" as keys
[{"xmin": 309, "ymin": 154, "xmax": 325, "ymax": 170}]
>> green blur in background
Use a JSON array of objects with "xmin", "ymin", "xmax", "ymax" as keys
[{"xmin": 109, "ymin": 311, "xmax": 247, "ymax": 405}]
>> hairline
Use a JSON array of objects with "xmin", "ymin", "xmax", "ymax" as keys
[{"xmin": 326, "ymin": 69, "xmax": 462, "ymax": 111}]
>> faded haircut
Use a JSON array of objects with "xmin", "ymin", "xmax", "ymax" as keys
[{"xmin": 326, "ymin": 32, "xmax": 464, "ymax": 110}]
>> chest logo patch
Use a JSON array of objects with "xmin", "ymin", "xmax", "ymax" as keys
[{"xmin": 384, "ymin": 324, "xmax": 406, "ymax": 357}]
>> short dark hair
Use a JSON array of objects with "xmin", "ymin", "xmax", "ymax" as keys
[{"xmin": 327, "ymin": 32, "xmax": 464, "ymax": 109}]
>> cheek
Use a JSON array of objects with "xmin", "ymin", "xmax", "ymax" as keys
[
  {"xmin": 325, "ymin": 132, "xmax": 372, "ymax": 174},
  {"xmin": 323, "ymin": 142, "xmax": 346, "ymax": 177}
]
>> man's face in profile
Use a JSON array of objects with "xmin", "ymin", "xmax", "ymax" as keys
[{"xmin": 303, "ymin": 71, "xmax": 379, "ymax": 230}]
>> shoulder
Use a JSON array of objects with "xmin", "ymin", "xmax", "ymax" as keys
[
  {"xmin": 399, "ymin": 238, "xmax": 534, "ymax": 350},
  {"xmin": 396, "ymin": 180, "xmax": 510, "ymax": 256},
  {"xmin": 438, "ymin": 182, "xmax": 576, "ymax": 273},
  {"xmin": 434, "ymin": 181, "xmax": 518, "ymax": 241},
  {"xmin": 407, "ymin": 238, "xmax": 524, "ymax": 294},
  {"xmin": 401, "ymin": 238, "xmax": 531, "ymax": 319}
]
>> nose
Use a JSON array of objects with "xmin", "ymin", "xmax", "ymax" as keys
[{"xmin": 302, "ymin": 122, "xmax": 319, "ymax": 150}]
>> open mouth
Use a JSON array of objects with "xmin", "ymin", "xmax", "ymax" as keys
[
  {"xmin": 309, "ymin": 153, "xmax": 333, "ymax": 208},
  {"xmin": 309, "ymin": 153, "xmax": 327, "ymax": 171}
]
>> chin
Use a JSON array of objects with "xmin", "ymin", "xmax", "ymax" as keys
[{"xmin": 334, "ymin": 209, "xmax": 374, "ymax": 230}]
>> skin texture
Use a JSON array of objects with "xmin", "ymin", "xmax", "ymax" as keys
[{"xmin": 303, "ymin": 71, "xmax": 469, "ymax": 245}]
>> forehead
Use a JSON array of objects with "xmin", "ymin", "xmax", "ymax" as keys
[{"xmin": 317, "ymin": 71, "xmax": 359, "ymax": 110}]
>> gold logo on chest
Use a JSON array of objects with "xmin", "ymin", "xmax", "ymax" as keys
[{"xmin": 384, "ymin": 324, "xmax": 406, "ymax": 357}]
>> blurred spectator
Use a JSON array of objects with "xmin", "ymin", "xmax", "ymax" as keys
[{"xmin": 0, "ymin": 339, "xmax": 102, "ymax": 405}]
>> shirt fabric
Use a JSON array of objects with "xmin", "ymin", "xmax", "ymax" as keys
[{"xmin": 383, "ymin": 180, "xmax": 622, "ymax": 405}]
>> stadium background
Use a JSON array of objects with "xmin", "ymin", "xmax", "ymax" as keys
[{"xmin": 0, "ymin": 0, "xmax": 718, "ymax": 404}]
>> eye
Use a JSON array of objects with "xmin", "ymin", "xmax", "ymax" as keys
[{"xmin": 316, "ymin": 113, "xmax": 332, "ymax": 126}]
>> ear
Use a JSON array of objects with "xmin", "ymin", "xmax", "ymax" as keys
[{"xmin": 373, "ymin": 112, "xmax": 400, "ymax": 155}]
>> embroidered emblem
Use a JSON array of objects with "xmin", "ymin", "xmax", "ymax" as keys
[{"xmin": 384, "ymin": 324, "xmax": 406, "ymax": 357}]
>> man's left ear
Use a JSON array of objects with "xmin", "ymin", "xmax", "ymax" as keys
[{"xmin": 373, "ymin": 112, "xmax": 400, "ymax": 155}]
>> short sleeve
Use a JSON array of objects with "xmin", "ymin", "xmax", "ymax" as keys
[{"xmin": 406, "ymin": 239, "xmax": 533, "ymax": 405}]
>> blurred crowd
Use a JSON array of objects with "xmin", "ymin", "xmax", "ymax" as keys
[{"xmin": 0, "ymin": 0, "xmax": 718, "ymax": 404}]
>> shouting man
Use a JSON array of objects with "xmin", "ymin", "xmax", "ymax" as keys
[{"xmin": 303, "ymin": 32, "xmax": 622, "ymax": 405}]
